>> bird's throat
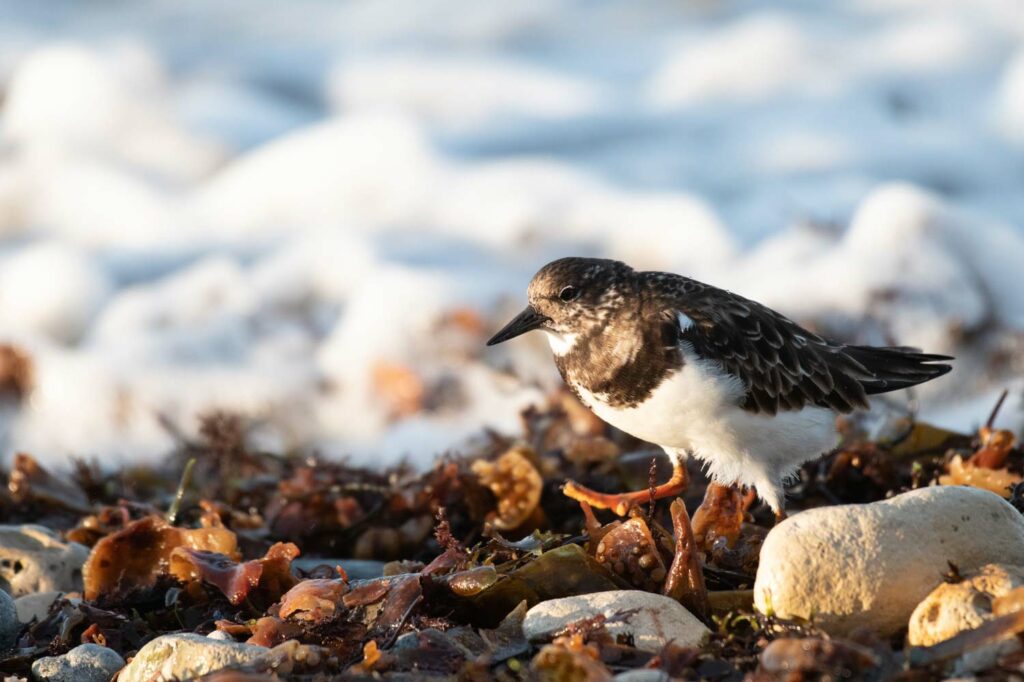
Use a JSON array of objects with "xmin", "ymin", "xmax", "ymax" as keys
[{"xmin": 544, "ymin": 330, "xmax": 579, "ymax": 356}]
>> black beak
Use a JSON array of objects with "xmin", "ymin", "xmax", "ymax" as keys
[{"xmin": 487, "ymin": 306, "xmax": 549, "ymax": 346}]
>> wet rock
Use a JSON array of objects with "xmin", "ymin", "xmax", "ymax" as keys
[
  {"xmin": 952, "ymin": 638, "xmax": 1022, "ymax": 677},
  {"xmin": 14, "ymin": 590, "xmax": 62, "ymax": 623},
  {"xmin": 754, "ymin": 486, "xmax": 1024, "ymax": 636},
  {"xmin": 30, "ymin": 643, "xmax": 125, "ymax": 682},
  {"xmin": 118, "ymin": 633, "xmax": 265, "ymax": 682},
  {"xmin": 0, "ymin": 589, "xmax": 17, "ymax": 652},
  {"xmin": 291, "ymin": 558, "xmax": 384, "ymax": 580},
  {"xmin": 523, "ymin": 590, "xmax": 709, "ymax": 653},
  {"xmin": 0, "ymin": 525, "xmax": 89, "ymax": 596},
  {"xmin": 908, "ymin": 564, "xmax": 1024, "ymax": 646},
  {"xmin": 614, "ymin": 671, "xmax": 669, "ymax": 681},
  {"xmin": 759, "ymin": 637, "xmax": 881, "ymax": 678}
]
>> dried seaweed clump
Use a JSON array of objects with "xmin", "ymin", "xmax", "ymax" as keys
[
  {"xmin": 592, "ymin": 517, "xmax": 668, "ymax": 592},
  {"xmin": 472, "ymin": 446, "xmax": 543, "ymax": 530},
  {"xmin": 83, "ymin": 515, "xmax": 238, "ymax": 601},
  {"xmin": 940, "ymin": 424, "xmax": 1021, "ymax": 497},
  {"xmin": 169, "ymin": 541, "xmax": 299, "ymax": 605},
  {"xmin": 5, "ymin": 392, "xmax": 1024, "ymax": 680},
  {"xmin": 9, "ymin": 452, "xmax": 91, "ymax": 513}
]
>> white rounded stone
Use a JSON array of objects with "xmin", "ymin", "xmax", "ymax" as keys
[
  {"xmin": 754, "ymin": 486, "xmax": 1024, "ymax": 636},
  {"xmin": 118, "ymin": 633, "xmax": 265, "ymax": 682},
  {"xmin": 908, "ymin": 564, "xmax": 1024, "ymax": 646},
  {"xmin": 523, "ymin": 590, "xmax": 709, "ymax": 653},
  {"xmin": 614, "ymin": 671, "xmax": 670, "ymax": 682},
  {"xmin": 0, "ymin": 525, "xmax": 89, "ymax": 597},
  {"xmin": 14, "ymin": 591, "xmax": 63, "ymax": 624},
  {"xmin": 206, "ymin": 629, "xmax": 233, "ymax": 641},
  {"xmin": 30, "ymin": 643, "xmax": 125, "ymax": 682}
]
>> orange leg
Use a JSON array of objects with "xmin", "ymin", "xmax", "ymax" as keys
[{"xmin": 563, "ymin": 460, "xmax": 689, "ymax": 516}]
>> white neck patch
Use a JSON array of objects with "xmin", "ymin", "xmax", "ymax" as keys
[{"xmin": 544, "ymin": 330, "xmax": 579, "ymax": 356}]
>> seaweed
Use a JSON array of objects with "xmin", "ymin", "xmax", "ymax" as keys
[{"xmin": 1, "ymin": 393, "xmax": 1021, "ymax": 679}]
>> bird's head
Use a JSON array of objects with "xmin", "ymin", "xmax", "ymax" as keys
[{"xmin": 487, "ymin": 257, "xmax": 636, "ymax": 352}]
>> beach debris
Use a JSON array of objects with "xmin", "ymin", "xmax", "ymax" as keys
[
  {"xmin": 472, "ymin": 446, "xmax": 543, "ymax": 530},
  {"xmin": 3, "ymin": 396, "xmax": 1023, "ymax": 679},
  {"xmin": 82, "ymin": 515, "xmax": 238, "ymax": 601}
]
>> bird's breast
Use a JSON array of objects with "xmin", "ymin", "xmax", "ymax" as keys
[
  {"xmin": 569, "ymin": 351, "xmax": 747, "ymax": 449},
  {"xmin": 554, "ymin": 318, "xmax": 686, "ymax": 410}
]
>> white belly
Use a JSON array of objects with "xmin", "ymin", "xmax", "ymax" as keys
[
  {"xmin": 576, "ymin": 352, "xmax": 743, "ymax": 450},
  {"xmin": 573, "ymin": 347, "xmax": 837, "ymax": 499}
]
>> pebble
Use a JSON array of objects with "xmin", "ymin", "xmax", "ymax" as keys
[
  {"xmin": 0, "ymin": 589, "xmax": 18, "ymax": 652},
  {"xmin": 30, "ymin": 643, "xmax": 125, "ymax": 682},
  {"xmin": 14, "ymin": 591, "xmax": 63, "ymax": 624},
  {"xmin": 291, "ymin": 558, "xmax": 385, "ymax": 580},
  {"xmin": 206, "ymin": 629, "xmax": 234, "ymax": 641},
  {"xmin": 754, "ymin": 486, "xmax": 1024, "ymax": 636},
  {"xmin": 0, "ymin": 525, "xmax": 89, "ymax": 596},
  {"xmin": 117, "ymin": 633, "xmax": 266, "ymax": 682},
  {"xmin": 908, "ymin": 564, "xmax": 1024, "ymax": 646},
  {"xmin": 522, "ymin": 590, "xmax": 709, "ymax": 653},
  {"xmin": 613, "ymin": 671, "xmax": 670, "ymax": 681}
]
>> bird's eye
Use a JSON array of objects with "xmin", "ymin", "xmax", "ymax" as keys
[{"xmin": 559, "ymin": 286, "xmax": 579, "ymax": 302}]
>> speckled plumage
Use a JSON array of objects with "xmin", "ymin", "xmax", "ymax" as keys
[
  {"xmin": 528, "ymin": 257, "xmax": 952, "ymax": 414},
  {"xmin": 489, "ymin": 257, "xmax": 953, "ymax": 511}
]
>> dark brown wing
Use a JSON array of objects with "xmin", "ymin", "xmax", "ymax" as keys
[{"xmin": 644, "ymin": 274, "xmax": 952, "ymax": 415}]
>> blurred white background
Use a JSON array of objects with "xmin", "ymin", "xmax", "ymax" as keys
[{"xmin": 1, "ymin": 0, "xmax": 1022, "ymax": 468}]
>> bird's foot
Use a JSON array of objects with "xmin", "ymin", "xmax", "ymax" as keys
[{"xmin": 563, "ymin": 462, "xmax": 688, "ymax": 516}]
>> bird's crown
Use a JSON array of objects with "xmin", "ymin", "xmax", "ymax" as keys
[{"xmin": 528, "ymin": 257, "xmax": 633, "ymax": 304}]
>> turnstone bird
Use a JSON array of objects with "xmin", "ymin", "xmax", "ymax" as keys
[{"xmin": 487, "ymin": 257, "xmax": 953, "ymax": 517}]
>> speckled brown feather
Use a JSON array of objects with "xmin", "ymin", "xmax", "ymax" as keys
[
  {"xmin": 641, "ymin": 270, "xmax": 953, "ymax": 415},
  {"xmin": 536, "ymin": 258, "xmax": 952, "ymax": 415}
]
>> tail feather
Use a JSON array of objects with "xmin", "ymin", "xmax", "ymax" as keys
[{"xmin": 842, "ymin": 345, "xmax": 953, "ymax": 395}]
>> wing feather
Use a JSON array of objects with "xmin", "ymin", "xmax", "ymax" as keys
[{"xmin": 644, "ymin": 274, "xmax": 952, "ymax": 414}]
